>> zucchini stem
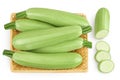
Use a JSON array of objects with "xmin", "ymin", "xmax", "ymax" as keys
[
  {"xmin": 83, "ymin": 40, "xmax": 92, "ymax": 48},
  {"xmin": 4, "ymin": 22, "xmax": 15, "ymax": 29},
  {"xmin": 16, "ymin": 11, "xmax": 27, "ymax": 19},
  {"xmin": 82, "ymin": 26, "xmax": 92, "ymax": 34},
  {"xmin": 3, "ymin": 50, "xmax": 14, "ymax": 58}
]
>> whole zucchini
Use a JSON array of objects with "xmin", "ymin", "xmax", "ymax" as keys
[
  {"xmin": 31, "ymin": 38, "xmax": 92, "ymax": 53},
  {"xmin": 3, "ymin": 50, "xmax": 83, "ymax": 69},
  {"xmin": 4, "ymin": 19, "xmax": 91, "ymax": 33},
  {"xmin": 16, "ymin": 8, "xmax": 91, "ymax": 27},
  {"xmin": 12, "ymin": 26, "xmax": 82, "ymax": 50}
]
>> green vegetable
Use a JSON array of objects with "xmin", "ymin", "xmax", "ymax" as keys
[
  {"xmin": 4, "ymin": 19, "xmax": 92, "ymax": 33},
  {"xmin": 31, "ymin": 38, "xmax": 92, "ymax": 53},
  {"xmin": 96, "ymin": 41, "xmax": 110, "ymax": 52},
  {"xmin": 95, "ymin": 8, "xmax": 110, "ymax": 39},
  {"xmin": 95, "ymin": 41, "xmax": 114, "ymax": 73},
  {"xmin": 95, "ymin": 50, "xmax": 111, "ymax": 62},
  {"xmin": 16, "ymin": 8, "xmax": 91, "ymax": 28},
  {"xmin": 98, "ymin": 60, "xmax": 114, "ymax": 73},
  {"xmin": 12, "ymin": 26, "xmax": 88, "ymax": 50},
  {"xmin": 4, "ymin": 19, "xmax": 55, "ymax": 31},
  {"xmin": 3, "ymin": 50, "xmax": 83, "ymax": 69}
]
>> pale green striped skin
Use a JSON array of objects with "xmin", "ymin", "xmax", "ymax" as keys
[
  {"xmin": 15, "ymin": 19, "xmax": 54, "ymax": 31},
  {"xmin": 31, "ymin": 38, "xmax": 84, "ymax": 53},
  {"xmin": 95, "ymin": 8, "xmax": 110, "ymax": 39},
  {"xmin": 12, "ymin": 26, "xmax": 82, "ymax": 50},
  {"xmin": 26, "ymin": 8, "xmax": 89, "ymax": 27},
  {"xmin": 12, "ymin": 51, "xmax": 82, "ymax": 69}
]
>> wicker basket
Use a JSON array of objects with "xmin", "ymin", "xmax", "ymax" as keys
[{"xmin": 10, "ymin": 13, "xmax": 88, "ymax": 72}]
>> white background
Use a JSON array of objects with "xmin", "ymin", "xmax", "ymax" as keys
[{"xmin": 0, "ymin": 0, "xmax": 120, "ymax": 80}]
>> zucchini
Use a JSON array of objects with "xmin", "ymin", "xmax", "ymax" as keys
[
  {"xmin": 3, "ymin": 50, "xmax": 83, "ymax": 69},
  {"xmin": 98, "ymin": 60, "xmax": 114, "ymax": 73},
  {"xmin": 16, "ymin": 8, "xmax": 91, "ymax": 28},
  {"xmin": 95, "ymin": 8, "xmax": 110, "ymax": 39},
  {"xmin": 4, "ymin": 19, "xmax": 91, "ymax": 33},
  {"xmin": 4, "ymin": 19, "xmax": 55, "ymax": 31},
  {"xmin": 31, "ymin": 38, "xmax": 92, "ymax": 53},
  {"xmin": 95, "ymin": 50, "xmax": 111, "ymax": 62},
  {"xmin": 96, "ymin": 41, "xmax": 110, "ymax": 52},
  {"xmin": 13, "ymin": 26, "xmax": 84, "ymax": 50}
]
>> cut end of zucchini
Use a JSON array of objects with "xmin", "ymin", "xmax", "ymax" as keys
[
  {"xmin": 98, "ymin": 60, "xmax": 114, "ymax": 73},
  {"xmin": 95, "ymin": 30, "xmax": 108, "ymax": 39},
  {"xmin": 95, "ymin": 51, "xmax": 111, "ymax": 62},
  {"xmin": 96, "ymin": 41, "xmax": 110, "ymax": 52}
]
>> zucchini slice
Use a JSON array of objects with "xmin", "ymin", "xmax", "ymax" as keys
[
  {"xmin": 98, "ymin": 60, "xmax": 114, "ymax": 73},
  {"xmin": 96, "ymin": 41, "xmax": 110, "ymax": 52},
  {"xmin": 95, "ymin": 50, "xmax": 111, "ymax": 62}
]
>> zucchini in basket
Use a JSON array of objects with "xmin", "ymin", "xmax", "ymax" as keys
[
  {"xmin": 31, "ymin": 37, "xmax": 92, "ymax": 53},
  {"xmin": 4, "ymin": 18, "xmax": 91, "ymax": 33},
  {"xmin": 12, "ymin": 26, "xmax": 90, "ymax": 50},
  {"xmin": 3, "ymin": 50, "xmax": 83, "ymax": 69},
  {"xmin": 16, "ymin": 8, "xmax": 91, "ymax": 28}
]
